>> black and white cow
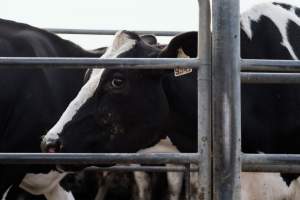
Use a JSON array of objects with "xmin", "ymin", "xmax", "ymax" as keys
[
  {"xmin": 41, "ymin": 2, "xmax": 300, "ymax": 198},
  {"xmin": 0, "ymin": 17, "xmax": 167, "ymax": 200},
  {"xmin": 0, "ymin": 18, "xmax": 106, "ymax": 199}
]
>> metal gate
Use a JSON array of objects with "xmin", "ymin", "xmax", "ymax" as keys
[{"xmin": 2, "ymin": 0, "xmax": 300, "ymax": 199}]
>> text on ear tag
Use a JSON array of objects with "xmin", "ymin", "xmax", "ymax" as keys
[{"xmin": 174, "ymin": 68, "xmax": 193, "ymax": 77}]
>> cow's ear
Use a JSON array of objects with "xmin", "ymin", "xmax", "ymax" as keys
[
  {"xmin": 159, "ymin": 31, "xmax": 197, "ymax": 58},
  {"xmin": 141, "ymin": 34, "xmax": 158, "ymax": 46}
]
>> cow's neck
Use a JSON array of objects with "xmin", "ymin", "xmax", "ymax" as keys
[{"xmin": 160, "ymin": 71, "xmax": 198, "ymax": 153}]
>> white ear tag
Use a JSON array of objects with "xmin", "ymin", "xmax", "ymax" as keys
[
  {"xmin": 174, "ymin": 68, "xmax": 193, "ymax": 77},
  {"xmin": 174, "ymin": 48, "xmax": 192, "ymax": 77}
]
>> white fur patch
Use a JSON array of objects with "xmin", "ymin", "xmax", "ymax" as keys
[
  {"xmin": 133, "ymin": 170, "xmax": 151, "ymax": 200},
  {"xmin": 240, "ymin": 2, "xmax": 300, "ymax": 59},
  {"xmin": 43, "ymin": 31, "xmax": 136, "ymax": 145},
  {"xmin": 288, "ymin": 177, "xmax": 300, "ymax": 200},
  {"xmin": 135, "ymin": 138, "xmax": 183, "ymax": 200},
  {"xmin": 166, "ymin": 163, "xmax": 184, "ymax": 200},
  {"xmin": 138, "ymin": 137, "xmax": 179, "ymax": 153},
  {"xmin": 241, "ymin": 172, "xmax": 289, "ymax": 200},
  {"xmin": 44, "ymin": 184, "xmax": 75, "ymax": 200},
  {"xmin": 20, "ymin": 171, "xmax": 67, "ymax": 195}
]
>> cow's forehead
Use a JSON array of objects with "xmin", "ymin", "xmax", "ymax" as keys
[
  {"xmin": 100, "ymin": 31, "xmax": 137, "ymax": 59},
  {"xmin": 44, "ymin": 31, "xmax": 138, "ymax": 143},
  {"xmin": 89, "ymin": 31, "xmax": 137, "ymax": 78}
]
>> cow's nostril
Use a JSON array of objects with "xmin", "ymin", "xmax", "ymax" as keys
[{"xmin": 41, "ymin": 138, "xmax": 62, "ymax": 153}]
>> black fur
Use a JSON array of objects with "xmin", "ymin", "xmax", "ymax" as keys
[{"xmin": 0, "ymin": 18, "xmax": 103, "ymax": 197}]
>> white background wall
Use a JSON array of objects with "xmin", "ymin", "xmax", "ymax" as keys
[{"xmin": 1, "ymin": 0, "xmax": 300, "ymax": 49}]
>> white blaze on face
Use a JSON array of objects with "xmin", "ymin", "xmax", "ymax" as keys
[
  {"xmin": 43, "ymin": 31, "xmax": 136, "ymax": 144},
  {"xmin": 240, "ymin": 2, "xmax": 300, "ymax": 60}
]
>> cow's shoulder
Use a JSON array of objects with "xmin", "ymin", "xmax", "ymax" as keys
[
  {"xmin": 240, "ymin": 2, "xmax": 300, "ymax": 59},
  {"xmin": 240, "ymin": 2, "xmax": 299, "ymax": 39}
]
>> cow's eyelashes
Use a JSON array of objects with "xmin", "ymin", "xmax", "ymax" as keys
[{"xmin": 111, "ymin": 77, "xmax": 125, "ymax": 89}]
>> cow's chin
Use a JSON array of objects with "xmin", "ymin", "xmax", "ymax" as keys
[{"xmin": 56, "ymin": 163, "xmax": 115, "ymax": 172}]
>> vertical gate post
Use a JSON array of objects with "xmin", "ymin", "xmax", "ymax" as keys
[
  {"xmin": 197, "ymin": 0, "xmax": 212, "ymax": 200},
  {"xmin": 211, "ymin": 0, "xmax": 241, "ymax": 199}
]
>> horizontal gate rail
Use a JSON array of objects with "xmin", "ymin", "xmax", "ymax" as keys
[
  {"xmin": 242, "ymin": 153, "xmax": 300, "ymax": 173},
  {"xmin": 3, "ymin": 58, "xmax": 300, "ymax": 73},
  {"xmin": 5, "ymin": 152, "xmax": 300, "ymax": 173},
  {"xmin": 45, "ymin": 28, "xmax": 180, "ymax": 36},
  {"xmin": 0, "ymin": 153, "xmax": 199, "ymax": 165},
  {"xmin": 241, "ymin": 72, "xmax": 300, "ymax": 84},
  {"xmin": 0, "ymin": 57, "xmax": 201, "ymax": 69},
  {"xmin": 6, "ymin": 152, "xmax": 300, "ymax": 173},
  {"xmin": 86, "ymin": 165, "xmax": 199, "ymax": 172},
  {"xmin": 242, "ymin": 59, "xmax": 300, "ymax": 72}
]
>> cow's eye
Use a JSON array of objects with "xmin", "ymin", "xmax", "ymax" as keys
[{"xmin": 111, "ymin": 78, "xmax": 124, "ymax": 88}]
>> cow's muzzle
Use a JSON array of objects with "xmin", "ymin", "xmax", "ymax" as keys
[{"xmin": 40, "ymin": 137, "xmax": 62, "ymax": 153}]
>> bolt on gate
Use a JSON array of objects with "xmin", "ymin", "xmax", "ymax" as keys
[{"xmin": 2, "ymin": 0, "xmax": 300, "ymax": 200}]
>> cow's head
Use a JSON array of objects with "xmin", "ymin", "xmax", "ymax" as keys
[{"xmin": 41, "ymin": 30, "xmax": 197, "ymax": 170}]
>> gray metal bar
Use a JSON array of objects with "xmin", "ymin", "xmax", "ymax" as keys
[
  {"xmin": 185, "ymin": 164, "xmax": 191, "ymax": 200},
  {"xmin": 0, "ymin": 57, "xmax": 201, "ymax": 69},
  {"xmin": 6, "ymin": 152, "xmax": 300, "ymax": 173},
  {"xmin": 197, "ymin": 0, "xmax": 212, "ymax": 199},
  {"xmin": 242, "ymin": 59, "xmax": 300, "ymax": 72},
  {"xmin": 86, "ymin": 165, "xmax": 199, "ymax": 172},
  {"xmin": 211, "ymin": 0, "xmax": 241, "ymax": 199},
  {"xmin": 3, "ymin": 57, "xmax": 300, "ymax": 72},
  {"xmin": 242, "ymin": 72, "xmax": 300, "ymax": 84},
  {"xmin": 0, "ymin": 153, "xmax": 199, "ymax": 165},
  {"xmin": 242, "ymin": 154, "xmax": 300, "ymax": 173},
  {"xmin": 45, "ymin": 28, "xmax": 180, "ymax": 36}
]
